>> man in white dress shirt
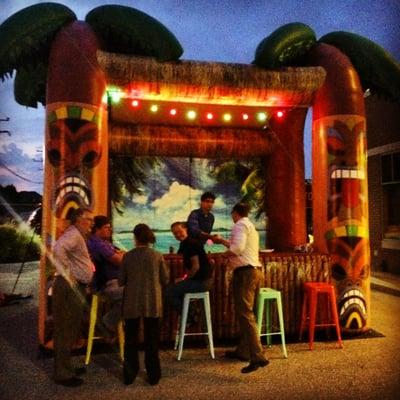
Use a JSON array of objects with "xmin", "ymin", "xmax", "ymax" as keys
[
  {"xmin": 52, "ymin": 208, "xmax": 95, "ymax": 387},
  {"xmin": 217, "ymin": 202, "xmax": 269, "ymax": 373}
]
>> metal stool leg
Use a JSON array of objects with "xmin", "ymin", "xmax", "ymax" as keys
[
  {"xmin": 177, "ymin": 296, "xmax": 190, "ymax": 361},
  {"xmin": 265, "ymin": 299, "xmax": 272, "ymax": 346},
  {"xmin": 308, "ymin": 290, "xmax": 317, "ymax": 350},
  {"xmin": 85, "ymin": 294, "xmax": 98, "ymax": 365},
  {"xmin": 256, "ymin": 293, "xmax": 265, "ymax": 336},
  {"xmin": 276, "ymin": 292, "xmax": 288, "ymax": 358},
  {"xmin": 299, "ymin": 289, "xmax": 308, "ymax": 341},
  {"xmin": 174, "ymin": 316, "xmax": 180, "ymax": 350},
  {"xmin": 328, "ymin": 288, "xmax": 343, "ymax": 348},
  {"xmin": 204, "ymin": 293, "xmax": 215, "ymax": 359},
  {"xmin": 117, "ymin": 320, "xmax": 125, "ymax": 361}
]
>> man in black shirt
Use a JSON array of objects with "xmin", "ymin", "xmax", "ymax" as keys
[{"xmin": 167, "ymin": 221, "xmax": 213, "ymax": 318}]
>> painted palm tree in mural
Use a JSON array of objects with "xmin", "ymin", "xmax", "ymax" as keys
[{"xmin": 0, "ymin": 2, "xmax": 182, "ymax": 209}]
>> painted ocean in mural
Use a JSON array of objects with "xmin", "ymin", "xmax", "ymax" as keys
[{"xmin": 112, "ymin": 157, "xmax": 267, "ymax": 253}]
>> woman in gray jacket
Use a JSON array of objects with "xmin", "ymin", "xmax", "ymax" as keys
[{"xmin": 119, "ymin": 224, "xmax": 169, "ymax": 386}]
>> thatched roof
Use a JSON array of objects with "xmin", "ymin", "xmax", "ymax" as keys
[
  {"xmin": 97, "ymin": 51, "xmax": 326, "ymax": 107},
  {"xmin": 109, "ymin": 123, "xmax": 275, "ymax": 158}
]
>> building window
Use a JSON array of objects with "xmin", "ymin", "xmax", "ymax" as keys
[
  {"xmin": 381, "ymin": 152, "xmax": 400, "ymax": 249},
  {"xmin": 381, "ymin": 152, "xmax": 400, "ymax": 184}
]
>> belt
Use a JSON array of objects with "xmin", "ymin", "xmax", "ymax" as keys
[
  {"xmin": 55, "ymin": 275, "xmax": 90, "ymax": 290},
  {"xmin": 76, "ymin": 281, "xmax": 90, "ymax": 289},
  {"xmin": 235, "ymin": 265, "xmax": 262, "ymax": 272}
]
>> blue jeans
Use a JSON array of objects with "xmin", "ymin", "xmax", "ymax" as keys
[
  {"xmin": 166, "ymin": 279, "xmax": 208, "ymax": 313},
  {"xmin": 101, "ymin": 279, "xmax": 124, "ymax": 330}
]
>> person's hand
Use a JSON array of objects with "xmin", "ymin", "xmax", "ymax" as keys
[
  {"xmin": 212, "ymin": 234, "xmax": 223, "ymax": 244},
  {"xmin": 174, "ymin": 273, "xmax": 188, "ymax": 283}
]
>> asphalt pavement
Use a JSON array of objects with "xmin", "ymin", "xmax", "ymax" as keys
[{"xmin": 1, "ymin": 261, "xmax": 399, "ymax": 400}]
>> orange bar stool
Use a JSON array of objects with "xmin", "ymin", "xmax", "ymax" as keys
[{"xmin": 299, "ymin": 282, "xmax": 343, "ymax": 350}]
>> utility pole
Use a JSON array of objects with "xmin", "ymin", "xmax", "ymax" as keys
[{"xmin": 0, "ymin": 117, "xmax": 11, "ymax": 136}]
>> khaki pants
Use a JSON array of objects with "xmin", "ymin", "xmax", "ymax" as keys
[
  {"xmin": 53, "ymin": 276, "xmax": 87, "ymax": 381},
  {"xmin": 232, "ymin": 267, "xmax": 267, "ymax": 363}
]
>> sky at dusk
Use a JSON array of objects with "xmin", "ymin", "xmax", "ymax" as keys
[{"xmin": 0, "ymin": 0, "xmax": 399, "ymax": 193}]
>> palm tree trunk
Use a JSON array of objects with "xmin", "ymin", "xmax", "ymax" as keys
[
  {"xmin": 39, "ymin": 21, "xmax": 108, "ymax": 346},
  {"xmin": 309, "ymin": 43, "xmax": 370, "ymax": 334},
  {"xmin": 266, "ymin": 107, "xmax": 308, "ymax": 250}
]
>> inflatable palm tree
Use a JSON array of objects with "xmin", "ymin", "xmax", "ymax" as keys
[
  {"xmin": 0, "ymin": 2, "xmax": 183, "ymax": 346},
  {"xmin": 254, "ymin": 22, "xmax": 400, "ymax": 335}
]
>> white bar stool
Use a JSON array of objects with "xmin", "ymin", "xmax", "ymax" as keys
[{"xmin": 174, "ymin": 291, "xmax": 215, "ymax": 361}]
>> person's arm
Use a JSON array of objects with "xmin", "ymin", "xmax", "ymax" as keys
[
  {"xmin": 229, "ymin": 222, "xmax": 247, "ymax": 255},
  {"xmin": 188, "ymin": 255, "xmax": 200, "ymax": 278},
  {"xmin": 216, "ymin": 236, "xmax": 230, "ymax": 248},
  {"xmin": 96, "ymin": 240, "xmax": 125, "ymax": 266},
  {"xmin": 219, "ymin": 222, "xmax": 247, "ymax": 259},
  {"xmin": 107, "ymin": 248, "xmax": 125, "ymax": 266},
  {"xmin": 118, "ymin": 253, "xmax": 127, "ymax": 286},
  {"xmin": 53, "ymin": 240, "xmax": 71, "ymax": 277},
  {"xmin": 160, "ymin": 256, "xmax": 170, "ymax": 287},
  {"xmin": 187, "ymin": 211, "xmax": 214, "ymax": 241},
  {"xmin": 187, "ymin": 210, "xmax": 202, "ymax": 238}
]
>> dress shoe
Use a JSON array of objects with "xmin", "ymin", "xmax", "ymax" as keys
[
  {"xmin": 55, "ymin": 377, "xmax": 84, "ymax": 387},
  {"xmin": 148, "ymin": 376, "xmax": 160, "ymax": 386},
  {"xmin": 224, "ymin": 350, "xmax": 249, "ymax": 361},
  {"xmin": 123, "ymin": 363, "xmax": 137, "ymax": 385},
  {"xmin": 74, "ymin": 367, "xmax": 86, "ymax": 376},
  {"xmin": 241, "ymin": 359, "xmax": 269, "ymax": 374}
]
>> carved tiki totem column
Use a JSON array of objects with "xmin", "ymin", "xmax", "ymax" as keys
[
  {"xmin": 39, "ymin": 21, "xmax": 108, "ymax": 345},
  {"xmin": 310, "ymin": 43, "xmax": 370, "ymax": 334}
]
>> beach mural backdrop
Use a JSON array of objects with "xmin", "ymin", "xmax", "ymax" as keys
[{"xmin": 111, "ymin": 157, "xmax": 267, "ymax": 254}]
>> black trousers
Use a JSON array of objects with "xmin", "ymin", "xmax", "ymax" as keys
[{"xmin": 124, "ymin": 317, "xmax": 161, "ymax": 382}]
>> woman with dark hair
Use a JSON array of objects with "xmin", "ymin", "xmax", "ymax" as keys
[{"xmin": 119, "ymin": 224, "xmax": 169, "ymax": 386}]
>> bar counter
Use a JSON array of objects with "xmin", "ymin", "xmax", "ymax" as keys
[{"xmin": 160, "ymin": 252, "xmax": 331, "ymax": 342}]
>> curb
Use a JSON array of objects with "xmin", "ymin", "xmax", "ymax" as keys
[{"xmin": 371, "ymin": 282, "xmax": 400, "ymax": 297}]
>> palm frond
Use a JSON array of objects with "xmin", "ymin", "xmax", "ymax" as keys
[
  {"xmin": 0, "ymin": 3, "xmax": 76, "ymax": 81},
  {"xmin": 85, "ymin": 5, "xmax": 183, "ymax": 61},
  {"xmin": 14, "ymin": 63, "xmax": 47, "ymax": 107},
  {"xmin": 319, "ymin": 31, "xmax": 400, "ymax": 102},
  {"xmin": 254, "ymin": 22, "xmax": 317, "ymax": 69}
]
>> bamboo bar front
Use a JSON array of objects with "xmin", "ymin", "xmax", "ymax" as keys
[{"xmin": 161, "ymin": 252, "xmax": 331, "ymax": 343}]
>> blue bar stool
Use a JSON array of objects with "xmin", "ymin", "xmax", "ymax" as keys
[
  {"xmin": 174, "ymin": 292, "xmax": 215, "ymax": 361},
  {"xmin": 85, "ymin": 293, "xmax": 124, "ymax": 365},
  {"xmin": 256, "ymin": 288, "xmax": 288, "ymax": 358}
]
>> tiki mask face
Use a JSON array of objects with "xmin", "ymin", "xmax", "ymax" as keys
[
  {"xmin": 329, "ymin": 237, "xmax": 370, "ymax": 334},
  {"xmin": 326, "ymin": 118, "xmax": 370, "ymax": 334},
  {"xmin": 46, "ymin": 105, "xmax": 102, "ymax": 218},
  {"xmin": 327, "ymin": 120, "xmax": 366, "ymax": 220}
]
